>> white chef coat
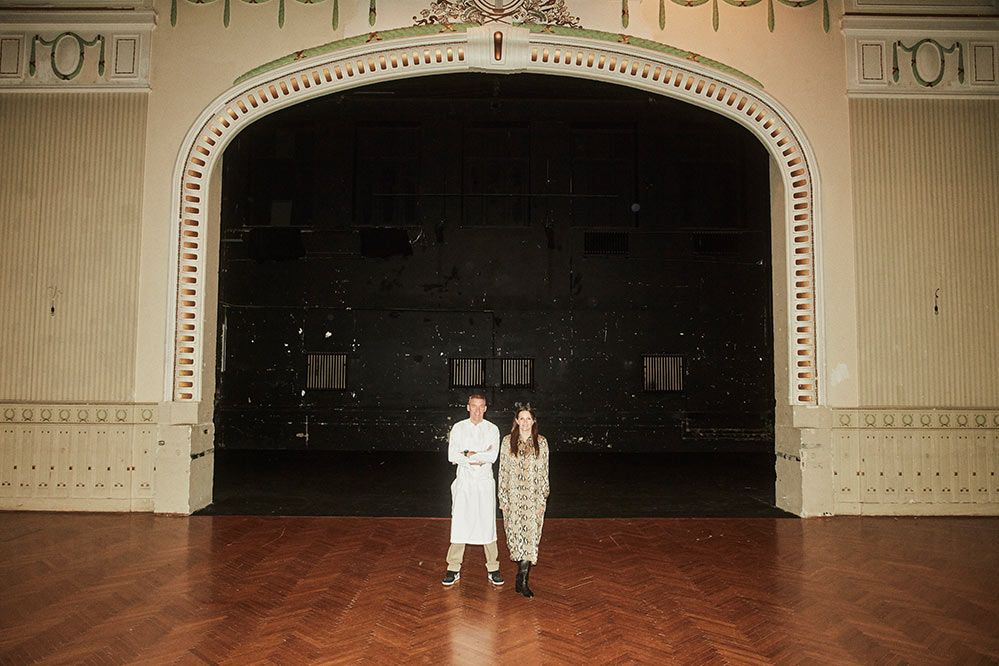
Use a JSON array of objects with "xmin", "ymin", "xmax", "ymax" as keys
[{"xmin": 448, "ymin": 417, "xmax": 500, "ymax": 545}]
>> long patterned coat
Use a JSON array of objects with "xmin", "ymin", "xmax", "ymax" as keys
[{"xmin": 498, "ymin": 434, "xmax": 550, "ymax": 564}]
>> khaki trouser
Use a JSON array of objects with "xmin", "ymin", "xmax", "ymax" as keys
[{"xmin": 446, "ymin": 541, "xmax": 499, "ymax": 573}]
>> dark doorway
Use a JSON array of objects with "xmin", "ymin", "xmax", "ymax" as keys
[{"xmin": 204, "ymin": 73, "xmax": 782, "ymax": 517}]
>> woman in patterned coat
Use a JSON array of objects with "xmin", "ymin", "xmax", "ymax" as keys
[{"xmin": 498, "ymin": 403, "xmax": 550, "ymax": 598}]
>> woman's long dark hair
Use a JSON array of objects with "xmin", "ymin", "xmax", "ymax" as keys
[{"xmin": 509, "ymin": 405, "xmax": 540, "ymax": 457}]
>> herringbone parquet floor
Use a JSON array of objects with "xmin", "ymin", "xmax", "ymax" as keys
[{"xmin": 1, "ymin": 514, "xmax": 997, "ymax": 665}]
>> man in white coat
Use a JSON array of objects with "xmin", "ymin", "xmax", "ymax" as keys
[{"xmin": 442, "ymin": 393, "xmax": 504, "ymax": 587}]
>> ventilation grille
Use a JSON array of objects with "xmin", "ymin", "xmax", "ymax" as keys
[
  {"xmin": 449, "ymin": 358, "xmax": 486, "ymax": 388},
  {"xmin": 307, "ymin": 353, "xmax": 347, "ymax": 390},
  {"xmin": 584, "ymin": 231, "xmax": 629, "ymax": 255},
  {"xmin": 693, "ymin": 232, "xmax": 741, "ymax": 256},
  {"xmin": 501, "ymin": 358, "xmax": 534, "ymax": 388},
  {"xmin": 643, "ymin": 354, "xmax": 684, "ymax": 392}
]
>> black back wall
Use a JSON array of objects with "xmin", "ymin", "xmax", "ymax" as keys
[{"xmin": 215, "ymin": 73, "xmax": 774, "ymax": 452}]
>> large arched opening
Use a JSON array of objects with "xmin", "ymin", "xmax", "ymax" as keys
[{"xmin": 164, "ymin": 25, "xmax": 821, "ymax": 515}]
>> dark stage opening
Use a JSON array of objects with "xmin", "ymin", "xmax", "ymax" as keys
[{"xmin": 202, "ymin": 73, "xmax": 785, "ymax": 518}]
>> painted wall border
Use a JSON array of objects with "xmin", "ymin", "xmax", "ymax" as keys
[
  {"xmin": 166, "ymin": 24, "xmax": 822, "ymax": 409},
  {"xmin": 0, "ymin": 9, "xmax": 154, "ymax": 91},
  {"xmin": 844, "ymin": 16, "xmax": 999, "ymax": 98}
]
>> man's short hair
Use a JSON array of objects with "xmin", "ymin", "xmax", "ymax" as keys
[{"xmin": 468, "ymin": 392, "xmax": 487, "ymax": 403}]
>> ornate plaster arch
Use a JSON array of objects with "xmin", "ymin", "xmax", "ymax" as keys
[{"xmin": 167, "ymin": 24, "xmax": 821, "ymax": 407}]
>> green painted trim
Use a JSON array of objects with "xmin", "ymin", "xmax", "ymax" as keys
[
  {"xmin": 519, "ymin": 23, "xmax": 763, "ymax": 88},
  {"xmin": 234, "ymin": 23, "xmax": 475, "ymax": 84},
  {"xmin": 234, "ymin": 23, "xmax": 762, "ymax": 89}
]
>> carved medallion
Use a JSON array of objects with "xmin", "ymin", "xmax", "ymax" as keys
[{"xmin": 415, "ymin": 0, "xmax": 581, "ymax": 27}]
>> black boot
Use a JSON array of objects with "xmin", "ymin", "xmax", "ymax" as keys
[
  {"xmin": 515, "ymin": 560, "xmax": 528, "ymax": 594},
  {"xmin": 521, "ymin": 561, "xmax": 534, "ymax": 598}
]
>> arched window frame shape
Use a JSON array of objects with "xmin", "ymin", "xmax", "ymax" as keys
[{"xmin": 166, "ymin": 25, "xmax": 821, "ymax": 407}]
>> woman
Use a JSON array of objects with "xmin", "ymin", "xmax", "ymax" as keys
[{"xmin": 498, "ymin": 403, "xmax": 550, "ymax": 598}]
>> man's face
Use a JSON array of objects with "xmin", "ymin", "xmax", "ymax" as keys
[{"xmin": 467, "ymin": 397, "xmax": 487, "ymax": 424}]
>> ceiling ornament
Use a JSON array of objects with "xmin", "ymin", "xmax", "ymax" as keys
[{"xmin": 414, "ymin": 0, "xmax": 581, "ymax": 28}]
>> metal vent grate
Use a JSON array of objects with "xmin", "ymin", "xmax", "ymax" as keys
[
  {"xmin": 584, "ymin": 231, "xmax": 629, "ymax": 255},
  {"xmin": 643, "ymin": 354, "xmax": 684, "ymax": 392},
  {"xmin": 307, "ymin": 353, "xmax": 347, "ymax": 390},
  {"xmin": 449, "ymin": 358, "xmax": 486, "ymax": 388},
  {"xmin": 501, "ymin": 358, "xmax": 534, "ymax": 388},
  {"xmin": 693, "ymin": 232, "xmax": 741, "ymax": 256}
]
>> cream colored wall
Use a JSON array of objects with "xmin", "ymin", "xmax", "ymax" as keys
[
  {"xmin": 133, "ymin": 0, "xmax": 859, "ymax": 411},
  {"xmin": 0, "ymin": 93, "xmax": 155, "ymax": 511},
  {"xmin": 824, "ymin": 98, "xmax": 999, "ymax": 515},
  {"xmin": 851, "ymin": 98, "xmax": 999, "ymax": 407},
  {"xmin": 21, "ymin": 1, "xmax": 999, "ymax": 515},
  {"xmin": 0, "ymin": 93, "xmax": 147, "ymax": 402},
  {"xmin": 130, "ymin": 0, "xmax": 856, "ymax": 515}
]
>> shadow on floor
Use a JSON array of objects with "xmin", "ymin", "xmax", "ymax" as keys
[{"xmin": 196, "ymin": 450, "xmax": 794, "ymax": 518}]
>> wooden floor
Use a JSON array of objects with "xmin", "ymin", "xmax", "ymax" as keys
[{"xmin": 1, "ymin": 514, "xmax": 997, "ymax": 665}]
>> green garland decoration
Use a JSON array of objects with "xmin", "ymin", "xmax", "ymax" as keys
[
  {"xmin": 893, "ymin": 39, "xmax": 964, "ymax": 87},
  {"xmin": 29, "ymin": 32, "xmax": 105, "ymax": 80},
  {"xmin": 172, "ymin": 0, "xmax": 342, "ymax": 29},
  {"xmin": 169, "ymin": 0, "xmax": 829, "ymax": 33},
  {"xmin": 234, "ymin": 21, "xmax": 762, "ymax": 89},
  {"xmin": 663, "ymin": 0, "xmax": 828, "ymax": 33}
]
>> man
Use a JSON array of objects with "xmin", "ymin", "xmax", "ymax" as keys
[{"xmin": 442, "ymin": 393, "xmax": 504, "ymax": 587}]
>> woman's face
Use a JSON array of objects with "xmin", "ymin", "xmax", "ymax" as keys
[{"xmin": 516, "ymin": 410, "xmax": 535, "ymax": 431}]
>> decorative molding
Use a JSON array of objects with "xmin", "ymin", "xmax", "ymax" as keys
[
  {"xmin": 0, "ymin": 403, "xmax": 158, "ymax": 425},
  {"xmin": 831, "ymin": 414, "xmax": 999, "ymax": 512},
  {"xmin": 414, "ymin": 0, "xmax": 581, "ymax": 28},
  {"xmin": 830, "ymin": 408, "xmax": 999, "ymax": 429},
  {"xmin": 169, "ymin": 0, "xmax": 345, "ymax": 29},
  {"xmin": 170, "ymin": 25, "xmax": 821, "ymax": 407},
  {"xmin": 235, "ymin": 23, "xmax": 761, "ymax": 86},
  {"xmin": 0, "ymin": 401, "xmax": 159, "ymax": 512},
  {"xmin": 844, "ymin": 16, "xmax": 999, "ymax": 97},
  {"xmin": 658, "ymin": 0, "xmax": 831, "ymax": 33},
  {"xmin": 0, "ymin": 1, "xmax": 151, "ymax": 7},
  {"xmin": 845, "ymin": 0, "xmax": 999, "ymax": 16},
  {"xmin": 0, "ymin": 9, "xmax": 153, "ymax": 90},
  {"xmin": 29, "ymin": 31, "xmax": 105, "ymax": 80},
  {"xmin": 0, "ymin": 33, "xmax": 22, "ymax": 78}
]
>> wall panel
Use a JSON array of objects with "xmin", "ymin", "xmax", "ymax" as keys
[
  {"xmin": 0, "ymin": 403, "xmax": 157, "ymax": 511},
  {"xmin": 851, "ymin": 98, "xmax": 999, "ymax": 407},
  {"xmin": 832, "ymin": 409, "xmax": 999, "ymax": 514},
  {"xmin": 0, "ymin": 93, "xmax": 147, "ymax": 401}
]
